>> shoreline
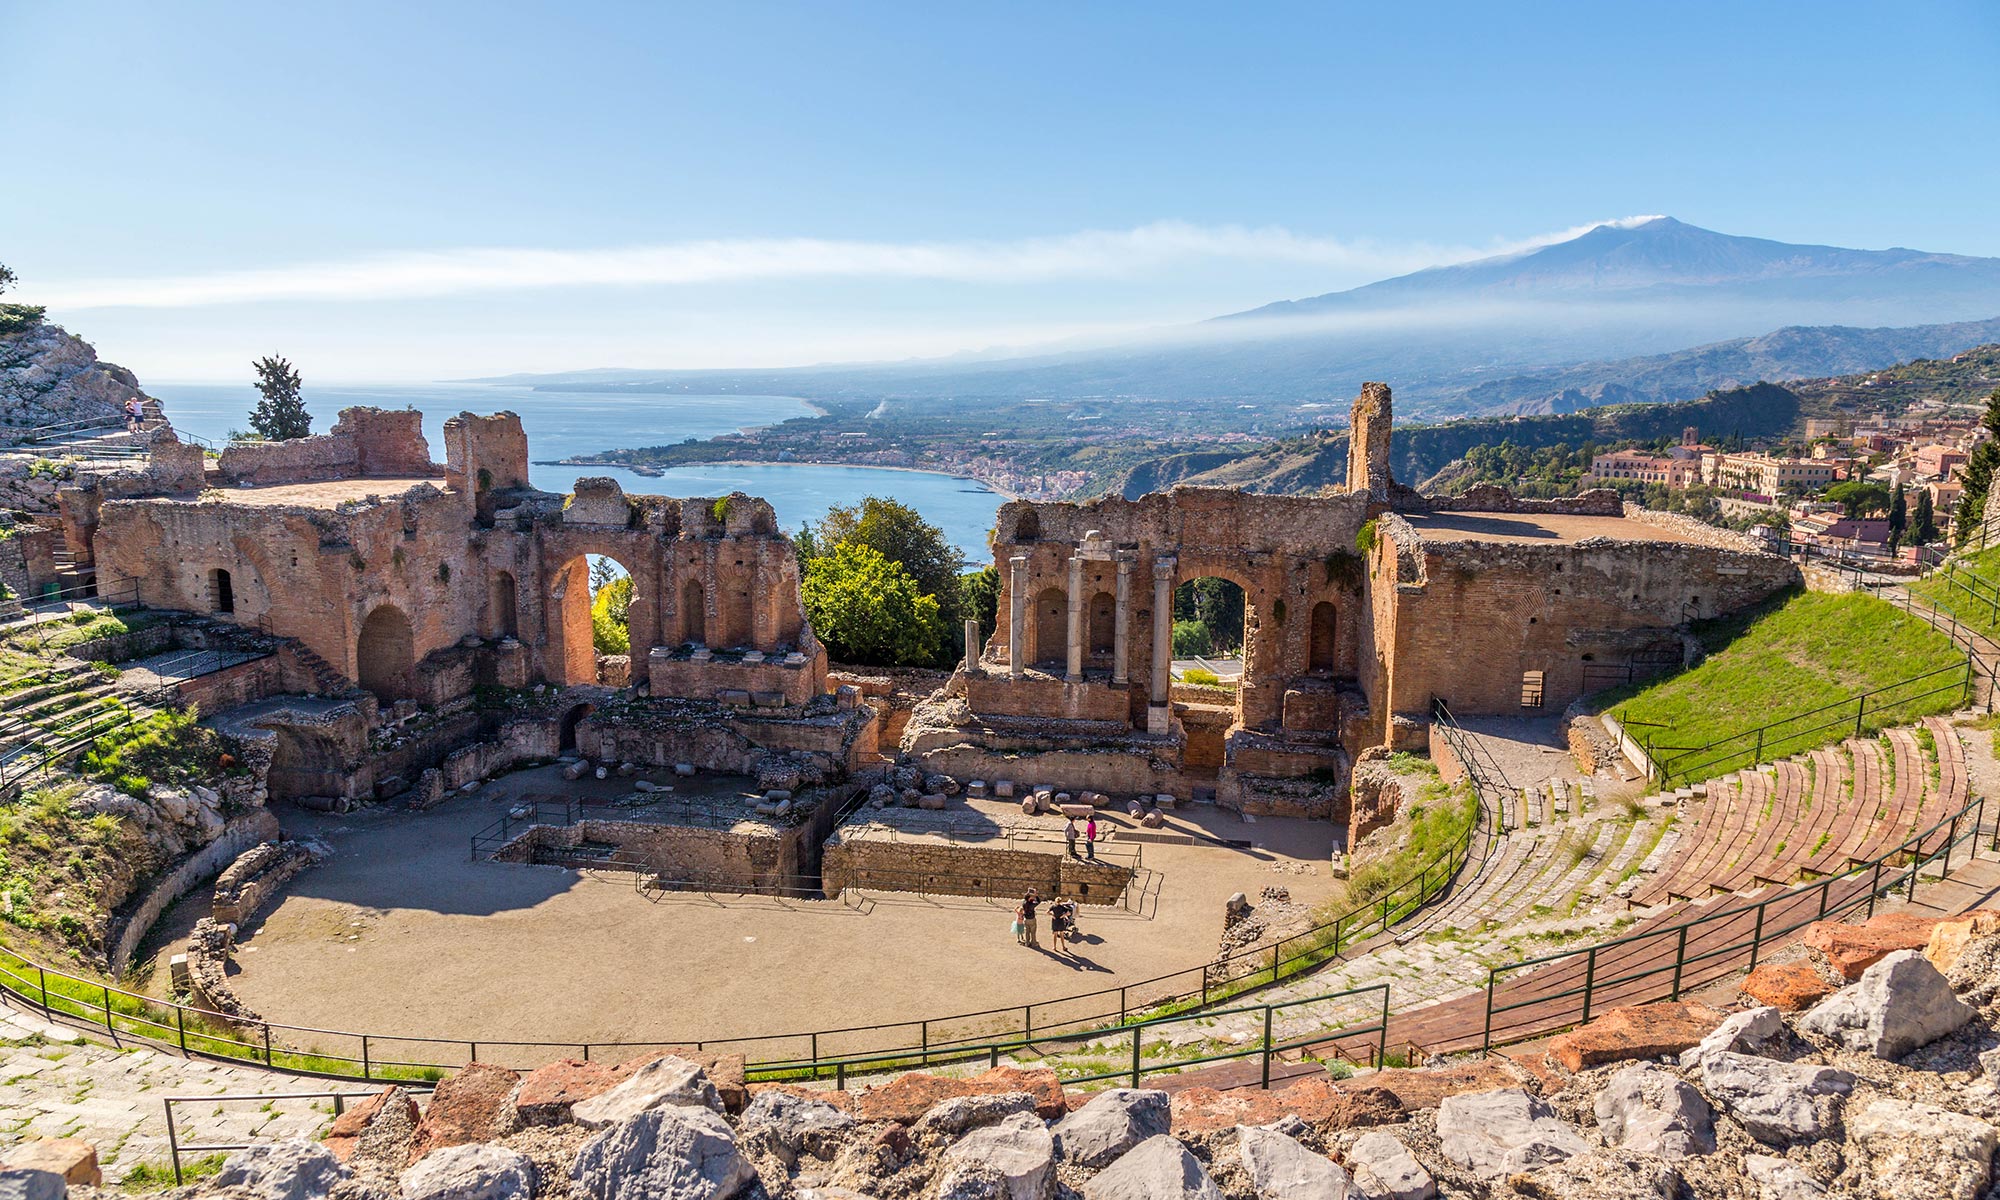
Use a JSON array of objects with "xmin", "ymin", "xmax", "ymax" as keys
[{"xmin": 541, "ymin": 456, "xmax": 1024, "ymax": 502}]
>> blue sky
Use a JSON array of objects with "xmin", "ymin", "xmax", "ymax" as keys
[{"xmin": 3, "ymin": 1, "xmax": 1996, "ymax": 380}]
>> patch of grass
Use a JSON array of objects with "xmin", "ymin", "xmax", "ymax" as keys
[
  {"xmin": 81, "ymin": 709, "xmax": 239, "ymax": 799},
  {"xmin": 120, "ymin": 1153, "xmax": 224, "ymax": 1190},
  {"xmin": 1911, "ymin": 546, "xmax": 2000, "ymax": 641},
  {"xmin": 1383, "ymin": 752, "xmax": 1440, "ymax": 777},
  {"xmin": 1608, "ymin": 589, "xmax": 1964, "ymax": 783}
]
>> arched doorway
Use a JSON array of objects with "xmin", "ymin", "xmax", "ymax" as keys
[
  {"xmin": 487, "ymin": 571, "xmax": 518, "ymax": 639},
  {"xmin": 1172, "ymin": 577, "xmax": 1245, "ymax": 668},
  {"xmin": 559, "ymin": 702, "xmax": 595, "ymax": 753},
  {"xmin": 1309, "ymin": 601, "xmax": 1338, "ymax": 674},
  {"xmin": 549, "ymin": 553, "xmax": 639, "ymax": 687},
  {"xmin": 356, "ymin": 604, "xmax": 416, "ymax": 703},
  {"xmin": 1033, "ymin": 586, "xmax": 1067, "ymax": 668}
]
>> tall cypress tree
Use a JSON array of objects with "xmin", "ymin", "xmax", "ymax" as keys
[
  {"xmin": 1912, "ymin": 488, "xmax": 1939, "ymax": 546},
  {"xmin": 248, "ymin": 355, "xmax": 312, "ymax": 441},
  {"xmin": 1887, "ymin": 482, "xmax": 1907, "ymax": 553}
]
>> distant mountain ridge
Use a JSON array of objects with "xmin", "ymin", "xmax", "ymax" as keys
[{"xmin": 473, "ymin": 218, "xmax": 2000, "ymax": 420}]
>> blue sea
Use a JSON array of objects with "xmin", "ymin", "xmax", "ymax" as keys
[{"xmin": 147, "ymin": 383, "xmax": 1002, "ymax": 563}]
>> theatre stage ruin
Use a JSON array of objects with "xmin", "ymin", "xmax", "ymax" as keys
[{"xmin": 45, "ymin": 383, "xmax": 1799, "ymax": 895}]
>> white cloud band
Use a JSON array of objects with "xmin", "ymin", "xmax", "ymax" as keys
[{"xmin": 35, "ymin": 216, "xmax": 1666, "ymax": 310}]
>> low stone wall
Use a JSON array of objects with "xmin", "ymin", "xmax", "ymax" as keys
[
  {"xmin": 821, "ymin": 837, "xmax": 1132, "ymax": 906},
  {"xmin": 905, "ymin": 742, "xmax": 1181, "ymax": 806},
  {"xmin": 176, "ymin": 654, "xmax": 285, "ymax": 713},
  {"xmin": 439, "ymin": 714, "xmax": 561, "ymax": 790},
  {"xmin": 1426, "ymin": 485, "xmax": 1625, "ymax": 516},
  {"xmin": 965, "ymin": 673, "xmax": 1131, "ymax": 723},
  {"xmin": 105, "ymin": 809, "xmax": 280, "ymax": 975},
  {"xmin": 185, "ymin": 917, "xmax": 259, "ymax": 1022},
  {"xmin": 214, "ymin": 408, "xmax": 437, "ymax": 486},
  {"xmin": 500, "ymin": 817, "xmax": 818, "ymax": 892},
  {"xmin": 648, "ymin": 651, "xmax": 825, "ymax": 708},
  {"xmin": 211, "ymin": 840, "xmax": 324, "ymax": 927}
]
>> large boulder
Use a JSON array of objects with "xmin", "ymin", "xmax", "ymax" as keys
[
  {"xmin": 1742, "ymin": 962, "xmax": 1836, "ymax": 1011},
  {"xmin": 937, "ymin": 1110, "xmax": 1056, "ymax": 1200},
  {"xmin": 208, "ymin": 1141, "xmax": 350, "ymax": 1200},
  {"xmin": 399, "ymin": 1142, "xmax": 536, "ymax": 1200},
  {"xmin": 1798, "ymin": 949, "xmax": 1973, "ymax": 1058},
  {"xmin": 1434, "ymin": 1088, "xmax": 1588, "ymax": 1179},
  {"xmin": 0, "ymin": 1170, "xmax": 65, "ymax": 1200},
  {"xmin": 1593, "ymin": 1062, "xmax": 1715, "ymax": 1159},
  {"xmin": 1169, "ymin": 1079, "xmax": 1400, "ymax": 1135},
  {"xmin": 1847, "ymin": 1099, "xmax": 1998, "ymax": 1200},
  {"xmin": 512, "ymin": 1059, "xmax": 631, "ymax": 1127},
  {"xmin": 1677, "ymin": 1004, "xmax": 1786, "ymax": 1068},
  {"xmin": 569, "ymin": 1106, "xmax": 757, "ymax": 1200},
  {"xmin": 1, "ymin": 1139, "xmax": 100, "ymax": 1187},
  {"xmin": 852, "ymin": 1067, "xmax": 1066, "ymax": 1124},
  {"xmin": 409, "ymin": 1063, "xmax": 521, "ymax": 1161},
  {"xmin": 1546, "ymin": 1001, "xmax": 1726, "ymax": 1071},
  {"xmin": 1923, "ymin": 909, "xmax": 2000, "ymax": 973},
  {"xmin": 1081, "ymin": 1136, "xmax": 1221, "ymax": 1200},
  {"xmin": 571, "ymin": 1056, "xmax": 724, "ymax": 1129},
  {"xmin": 1345, "ymin": 1131, "xmax": 1434, "ymax": 1200},
  {"xmin": 739, "ymin": 1090, "xmax": 856, "ymax": 1159},
  {"xmin": 1235, "ymin": 1125, "xmax": 1352, "ymax": 1199},
  {"xmin": 1743, "ymin": 1154, "xmax": 1827, "ymax": 1199},
  {"xmin": 1698, "ymin": 1052, "xmax": 1853, "ymax": 1144},
  {"xmin": 1052, "ymin": 1089, "xmax": 1171, "ymax": 1168},
  {"xmin": 322, "ymin": 1086, "xmax": 420, "ymax": 1163},
  {"xmin": 918, "ymin": 1092, "xmax": 1041, "ymax": 1137}
]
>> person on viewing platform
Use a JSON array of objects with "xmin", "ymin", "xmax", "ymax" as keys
[
  {"xmin": 1021, "ymin": 888, "xmax": 1041, "ymax": 946},
  {"xmin": 1064, "ymin": 816, "xmax": 1080, "ymax": 858},
  {"xmin": 1085, "ymin": 815, "xmax": 1099, "ymax": 861}
]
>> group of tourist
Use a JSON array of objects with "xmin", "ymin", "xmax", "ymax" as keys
[
  {"xmin": 1062, "ymin": 814, "xmax": 1099, "ymax": 860},
  {"xmin": 1012, "ymin": 887, "xmax": 1080, "ymax": 955}
]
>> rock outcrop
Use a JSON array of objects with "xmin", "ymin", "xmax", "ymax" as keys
[{"xmin": 0, "ymin": 319, "xmax": 156, "ymax": 439}]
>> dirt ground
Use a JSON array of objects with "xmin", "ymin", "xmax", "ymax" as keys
[{"xmin": 203, "ymin": 765, "xmax": 1339, "ymax": 1065}]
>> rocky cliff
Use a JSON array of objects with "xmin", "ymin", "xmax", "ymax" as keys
[{"xmin": 0, "ymin": 316, "xmax": 155, "ymax": 439}]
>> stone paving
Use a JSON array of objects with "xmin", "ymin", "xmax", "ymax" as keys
[{"xmin": 0, "ymin": 1005, "xmax": 356, "ymax": 1184}]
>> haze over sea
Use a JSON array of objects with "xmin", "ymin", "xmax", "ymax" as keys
[{"xmin": 148, "ymin": 383, "xmax": 1003, "ymax": 562}]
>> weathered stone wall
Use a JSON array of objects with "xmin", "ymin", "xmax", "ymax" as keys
[
  {"xmin": 505, "ymin": 818, "xmax": 814, "ymax": 891},
  {"xmin": 211, "ymin": 839, "xmax": 323, "ymax": 927},
  {"xmin": 215, "ymin": 408, "xmax": 439, "ymax": 486},
  {"xmin": 105, "ymin": 810, "xmax": 279, "ymax": 975},
  {"xmin": 821, "ymin": 837, "xmax": 1133, "ymax": 905}
]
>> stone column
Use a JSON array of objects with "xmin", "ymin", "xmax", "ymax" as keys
[
  {"xmin": 963, "ymin": 618, "xmax": 981, "ymax": 675},
  {"xmin": 1112, "ymin": 557, "xmax": 1132, "ymax": 685},
  {"xmin": 1008, "ymin": 555, "xmax": 1028, "ymax": 679},
  {"xmin": 1148, "ymin": 556, "xmax": 1175, "ymax": 733},
  {"xmin": 1065, "ymin": 555, "xmax": 1085, "ymax": 682}
]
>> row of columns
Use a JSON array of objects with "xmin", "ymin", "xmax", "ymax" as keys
[{"xmin": 992, "ymin": 549, "xmax": 1177, "ymax": 717}]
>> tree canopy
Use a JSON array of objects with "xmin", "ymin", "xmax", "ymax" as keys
[
  {"xmin": 591, "ymin": 575, "xmax": 633, "ymax": 656},
  {"xmin": 797, "ymin": 496, "xmax": 966, "ymax": 666},
  {"xmin": 1824, "ymin": 480, "xmax": 1891, "ymax": 519},
  {"xmin": 1955, "ymin": 390, "xmax": 2000, "ymax": 546},
  {"xmin": 800, "ymin": 542, "xmax": 946, "ymax": 666},
  {"xmin": 248, "ymin": 355, "xmax": 312, "ymax": 441}
]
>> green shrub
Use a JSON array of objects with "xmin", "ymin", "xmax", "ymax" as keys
[{"xmin": 1183, "ymin": 667, "xmax": 1223, "ymax": 687}]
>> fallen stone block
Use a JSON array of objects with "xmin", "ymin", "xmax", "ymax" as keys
[
  {"xmin": 853, "ymin": 1067, "xmax": 1066, "ymax": 1124},
  {"xmin": 719, "ymin": 689, "xmax": 752, "ymax": 707},
  {"xmin": 400, "ymin": 1142, "xmax": 535, "ymax": 1200},
  {"xmin": 409, "ymin": 1062, "xmax": 523, "ymax": 1161},
  {"xmin": 571, "ymin": 1055, "xmax": 724, "ymax": 1129},
  {"xmin": 323, "ymin": 1086, "xmax": 420, "ymax": 1162},
  {"xmin": 1678, "ymin": 1004, "xmax": 1785, "ymax": 1068},
  {"xmin": 1743, "ymin": 1154, "xmax": 1828, "ymax": 1200},
  {"xmin": 1848, "ymin": 1099, "xmax": 1997, "ymax": 1200},
  {"xmin": 967, "ymin": 780, "xmax": 988, "ymax": 798},
  {"xmin": 1742, "ymin": 962, "xmax": 1836, "ymax": 1011},
  {"xmin": 674, "ymin": 762, "xmax": 697, "ymax": 776},
  {"xmin": 1435, "ymin": 1088, "xmax": 1589, "ymax": 1179},
  {"xmin": 1924, "ymin": 908, "xmax": 2000, "ymax": 974},
  {"xmin": 739, "ymin": 1090, "xmax": 855, "ymax": 1159},
  {"xmin": 513, "ymin": 1059, "xmax": 629, "ymax": 1127},
  {"xmin": 1053, "ymin": 1088, "xmax": 1172, "ymax": 1168},
  {"xmin": 1593, "ymin": 1062, "xmax": 1715, "ymax": 1159},
  {"xmin": 918, "ymin": 1091, "xmax": 1040, "ymax": 1137},
  {"xmin": 1366, "ymin": 1060, "xmax": 1519, "ymax": 1111},
  {"xmin": 1168, "ymin": 1078, "xmax": 1399, "ymax": 1135},
  {"xmin": 993, "ymin": 780, "xmax": 1015, "ymax": 798},
  {"xmin": 1802, "ymin": 912, "xmax": 1938, "ymax": 980},
  {"xmin": 1346, "ymin": 1130, "xmax": 1435, "ymax": 1200},
  {"xmin": 1236, "ymin": 1124, "xmax": 1351, "ymax": 1199},
  {"xmin": 1798, "ymin": 949, "xmax": 1973, "ymax": 1058},
  {"xmin": 1699, "ymin": 1051, "xmax": 1852, "ymax": 1144},
  {"xmin": 569, "ymin": 1106, "xmax": 755, "ymax": 1200},
  {"xmin": 1, "ymin": 1139, "xmax": 100, "ymax": 1187},
  {"xmin": 918, "ymin": 793, "xmax": 948, "ymax": 810},
  {"xmin": 1547, "ymin": 1001, "xmax": 1726, "ymax": 1071},
  {"xmin": 211, "ymin": 1141, "xmax": 351, "ymax": 1199},
  {"xmin": 1081, "ymin": 1135, "xmax": 1220, "ymax": 1200},
  {"xmin": 562, "ymin": 760, "xmax": 590, "ymax": 781},
  {"xmin": 939, "ymin": 1109, "xmax": 1055, "ymax": 1200}
]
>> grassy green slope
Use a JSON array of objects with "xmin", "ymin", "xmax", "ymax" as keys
[
  {"xmin": 1910, "ymin": 546, "xmax": 2000, "ymax": 642},
  {"xmin": 1608, "ymin": 590, "xmax": 1966, "ymax": 783}
]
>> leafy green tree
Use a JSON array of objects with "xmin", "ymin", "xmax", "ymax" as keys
[
  {"xmin": 1174, "ymin": 578, "xmax": 1244, "ymax": 653},
  {"xmin": 1912, "ymin": 489, "xmax": 1939, "ymax": 546},
  {"xmin": 801, "ymin": 543, "xmax": 946, "ymax": 666},
  {"xmin": 1887, "ymin": 482, "xmax": 1907, "ymax": 552},
  {"xmin": 1955, "ymin": 390, "xmax": 2000, "ymax": 547},
  {"xmin": 590, "ymin": 575, "xmax": 632, "ymax": 656},
  {"xmin": 1825, "ymin": 480, "xmax": 1891, "ymax": 519},
  {"xmin": 798, "ymin": 497, "xmax": 962, "ymax": 664},
  {"xmin": 1171, "ymin": 619, "xmax": 1211, "ymax": 658},
  {"xmin": 960, "ymin": 565, "xmax": 999, "ymax": 643},
  {"xmin": 248, "ymin": 355, "xmax": 312, "ymax": 441}
]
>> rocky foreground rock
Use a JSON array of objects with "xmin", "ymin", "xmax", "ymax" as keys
[{"xmin": 37, "ymin": 910, "xmax": 2000, "ymax": 1199}]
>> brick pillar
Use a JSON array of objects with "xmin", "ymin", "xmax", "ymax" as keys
[{"xmin": 1008, "ymin": 555, "xmax": 1028, "ymax": 679}]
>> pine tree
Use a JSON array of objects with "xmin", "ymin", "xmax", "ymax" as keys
[
  {"xmin": 1954, "ymin": 390, "xmax": 2000, "ymax": 547},
  {"xmin": 1912, "ymin": 489, "xmax": 1939, "ymax": 546},
  {"xmin": 248, "ymin": 355, "xmax": 311, "ymax": 441},
  {"xmin": 0, "ymin": 263, "xmax": 15, "ymax": 295},
  {"xmin": 1887, "ymin": 482, "xmax": 1907, "ymax": 553}
]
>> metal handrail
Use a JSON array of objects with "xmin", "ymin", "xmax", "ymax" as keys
[{"xmin": 1477, "ymin": 791, "xmax": 1986, "ymax": 1051}]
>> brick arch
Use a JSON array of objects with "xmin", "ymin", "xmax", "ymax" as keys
[{"xmin": 356, "ymin": 603, "xmax": 416, "ymax": 703}]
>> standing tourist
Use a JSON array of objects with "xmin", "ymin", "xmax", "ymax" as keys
[
  {"xmin": 1084, "ymin": 815, "xmax": 1099, "ymax": 861},
  {"xmin": 1022, "ymin": 888, "xmax": 1041, "ymax": 946},
  {"xmin": 1051, "ymin": 898, "xmax": 1077, "ymax": 956},
  {"xmin": 1064, "ymin": 815, "xmax": 1080, "ymax": 858}
]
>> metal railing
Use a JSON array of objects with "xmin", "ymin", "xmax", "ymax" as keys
[
  {"xmin": 1639, "ymin": 656, "xmax": 1977, "ymax": 788},
  {"xmin": 163, "ymin": 1087, "xmax": 433, "ymax": 1185},
  {"xmin": 1477, "ymin": 793, "xmax": 1986, "ymax": 1051}
]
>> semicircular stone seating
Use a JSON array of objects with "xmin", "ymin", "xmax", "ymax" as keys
[{"xmin": 1628, "ymin": 715, "xmax": 1967, "ymax": 908}]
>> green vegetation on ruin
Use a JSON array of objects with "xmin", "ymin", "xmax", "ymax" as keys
[
  {"xmin": 1910, "ymin": 544, "xmax": 2000, "ymax": 642},
  {"xmin": 1607, "ymin": 589, "xmax": 1965, "ymax": 781}
]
